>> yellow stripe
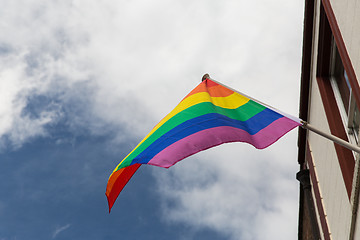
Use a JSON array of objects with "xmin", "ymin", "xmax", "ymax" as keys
[
  {"xmin": 113, "ymin": 92, "xmax": 249, "ymax": 171},
  {"xmin": 153, "ymin": 91, "xmax": 249, "ymax": 133}
]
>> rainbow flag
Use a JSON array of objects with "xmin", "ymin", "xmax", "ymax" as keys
[{"xmin": 106, "ymin": 78, "xmax": 301, "ymax": 211}]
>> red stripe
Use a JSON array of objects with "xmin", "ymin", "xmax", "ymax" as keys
[{"xmin": 106, "ymin": 163, "xmax": 141, "ymax": 212}]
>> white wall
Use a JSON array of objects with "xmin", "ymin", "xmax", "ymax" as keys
[{"xmin": 306, "ymin": 1, "xmax": 353, "ymax": 239}]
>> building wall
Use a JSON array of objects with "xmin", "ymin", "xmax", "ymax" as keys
[
  {"xmin": 328, "ymin": 1, "xmax": 360, "ymax": 238},
  {"xmin": 303, "ymin": 0, "xmax": 359, "ymax": 239},
  {"xmin": 308, "ymin": 81, "xmax": 352, "ymax": 240}
]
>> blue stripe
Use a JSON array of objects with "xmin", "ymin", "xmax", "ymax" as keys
[{"xmin": 131, "ymin": 108, "xmax": 283, "ymax": 164}]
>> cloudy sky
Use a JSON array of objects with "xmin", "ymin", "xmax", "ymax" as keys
[{"xmin": 0, "ymin": 1, "xmax": 304, "ymax": 239}]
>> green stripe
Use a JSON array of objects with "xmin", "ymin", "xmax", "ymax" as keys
[{"xmin": 117, "ymin": 100, "xmax": 265, "ymax": 169}]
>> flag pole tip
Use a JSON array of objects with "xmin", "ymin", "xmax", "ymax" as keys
[
  {"xmin": 300, "ymin": 120, "xmax": 307, "ymax": 127},
  {"xmin": 202, "ymin": 73, "xmax": 210, "ymax": 82}
]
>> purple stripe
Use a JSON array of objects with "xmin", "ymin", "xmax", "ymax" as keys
[{"xmin": 148, "ymin": 117, "xmax": 300, "ymax": 168}]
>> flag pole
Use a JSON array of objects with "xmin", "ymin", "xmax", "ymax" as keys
[
  {"xmin": 202, "ymin": 74, "xmax": 360, "ymax": 154},
  {"xmin": 301, "ymin": 121, "xmax": 360, "ymax": 153},
  {"xmin": 202, "ymin": 74, "xmax": 301, "ymax": 123}
]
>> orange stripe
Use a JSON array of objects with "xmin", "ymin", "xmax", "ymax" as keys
[
  {"xmin": 106, "ymin": 163, "xmax": 141, "ymax": 212},
  {"xmin": 207, "ymin": 84, "xmax": 234, "ymax": 97},
  {"xmin": 184, "ymin": 79, "xmax": 234, "ymax": 99}
]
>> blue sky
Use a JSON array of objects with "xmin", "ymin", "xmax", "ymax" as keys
[
  {"xmin": 0, "ymin": 1, "xmax": 304, "ymax": 239},
  {"xmin": 0, "ymin": 128, "xmax": 227, "ymax": 239}
]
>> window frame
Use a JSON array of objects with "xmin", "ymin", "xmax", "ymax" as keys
[{"xmin": 329, "ymin": 37, "xmax": 360, "ymax": 145}]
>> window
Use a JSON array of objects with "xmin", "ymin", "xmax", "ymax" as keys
[{"xmin": 329, "ymin": 38, "xmax": 360, "ymax": 144}]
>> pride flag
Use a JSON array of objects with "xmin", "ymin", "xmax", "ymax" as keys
[{"xmin": 106, "ymin": 77, "xmax": 301, "ymax": 212}]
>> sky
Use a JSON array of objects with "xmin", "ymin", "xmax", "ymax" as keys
[{"xmin": 0, "ymin": 1, "xmax": 304, "ymax": 239}]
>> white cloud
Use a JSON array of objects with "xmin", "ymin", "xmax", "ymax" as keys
[
  {"xmin": 0, "ymin": 52, "xmax": 62, "ymax": 149},
  {"xmin": 52, "ymin": 224, "xmax": 71, "ymax": 239},
  {"xmin": 0, "ymin": 0, "xmax": 303, "ymax": 146},
  {"xmin": 0, "ymin": 0, "xmax": 303, "ymax": 238},
  {"xmin": 154, "ymin": 131, "xmax": 299, "ymax": 240}
]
